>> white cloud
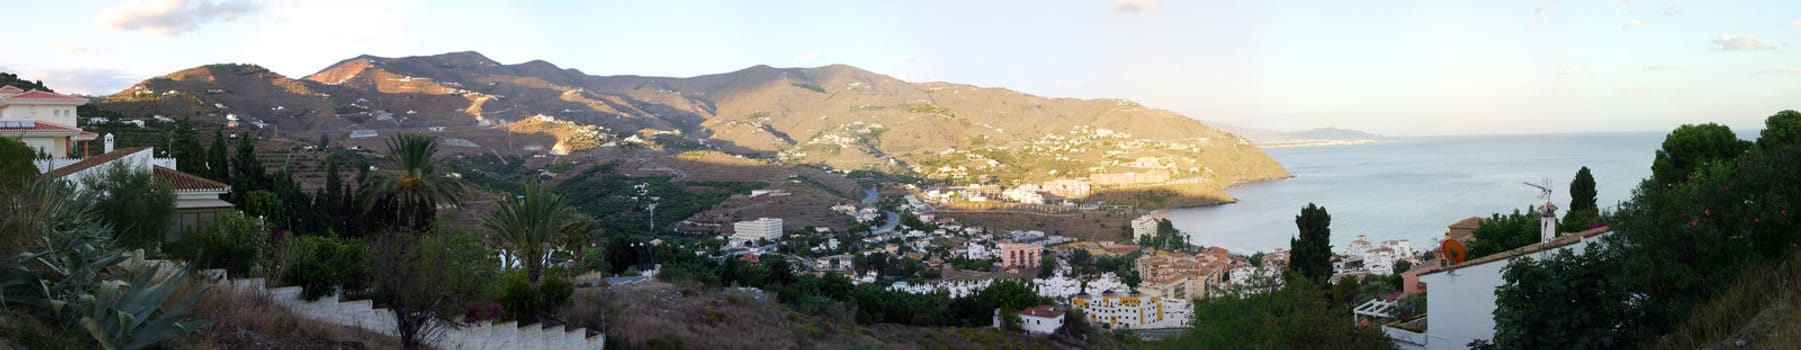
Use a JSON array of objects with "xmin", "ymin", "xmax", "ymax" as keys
[
  {"xmin": 1558, "ymin": 66, "xmax": 1586, "ymax": 76},
  {"xmin": 1659, "ymin": 6, "xmax": 1683, "ymax": 16},
  {"xmin": 96, "ymin": 0, "xmax": 257, "ymax": 36},
  {"xmin": 792, "ymin": 51, "xmax": 824, "ymax": 65},
  {"xmin": 1792, "ymin": 20, "xmax": 1800, "ymax": 27},
  {"xmin": 49, "ymin": 41, "xmax": 107, "ymax": 55},
  {"xmin": 18, "ymin": 68, "xmax": 141, "ymax": 95},
  {"xmin": 1623, "ymin": 19, "xmax": 1645, "ymax": 29},
  {"xmin": 1642, "ymin": 65, "xmax": 1678, "ymax": 72},
  {"xmin": 1712, "ymin": 35, "xmax": 1782, "ymax": 52},
  {"xmin": 1113, "ymin": 0, "xmax": 1158, "ymax": 13}
]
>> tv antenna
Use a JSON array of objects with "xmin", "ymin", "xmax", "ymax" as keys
[{"xmin": 1522, "ymin": 178, "xmax": 1552, "ymax": 201}]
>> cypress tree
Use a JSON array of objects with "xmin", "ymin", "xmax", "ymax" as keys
[
  {"xmin": 1287, "ymin": 203, "xmax": 1333, "ymax": 283},
  {"xmin": 206, "ymin": 130, "xmax": 230, "ymax": 182}
]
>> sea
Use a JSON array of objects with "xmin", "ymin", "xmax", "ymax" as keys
[{"xmin": 1168, "ymin": 132, "xmax": 1666, "ymax": 254}]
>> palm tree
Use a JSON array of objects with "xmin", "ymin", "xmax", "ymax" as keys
[
  {"xmin": 360, "ymin": 134, "xmax": 464, "ymax": 230},
  {"xmin": 486, "ymin": 182, "xmax": 587, "ymax": 282}
]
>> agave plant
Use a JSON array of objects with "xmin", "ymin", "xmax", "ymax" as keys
[{"xmin": 79, "ymin": 265, "xmax": 214, "ymax": 350}]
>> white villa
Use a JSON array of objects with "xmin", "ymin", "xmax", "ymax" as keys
[
  {"xmin": 3, "ymin": 84, "xmax": 233, "ymax": 238},
  {"xmin": 731, "ymin": 217, "xmax": 784, "ymax": 244}
]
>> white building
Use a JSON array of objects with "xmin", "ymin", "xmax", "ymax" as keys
[
  {"xmin": 1072, "ymin": 290, "xmax": 1192, "ymax": 329},
  {"xmin": 731, "ymin": 217, "xmax": 784, "ymax": 243},
  {"xmin": 1398, "ymin": 224, "xmax": 1611, "ymax": 350},
  {"xmin": 1017, "ymin": 305, "xmax": 1065, "ymax": 335},
  {"xmin": 1, "ymin": 86, "xmax": 94, "ymax": 157},
  {"xmin": 1131, "ymin": 214, "xmax": 1160, "ymax": 240}
]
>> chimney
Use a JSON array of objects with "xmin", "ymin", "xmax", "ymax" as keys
[
  {"xmin": 104, "ymin": 133, "xmax": 114, "ymax": 153},
  {"xmin": 1539, "ymin": 202, "xmax": 1559, "ymax": 243}
]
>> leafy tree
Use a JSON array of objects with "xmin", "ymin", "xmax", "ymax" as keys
[
  {"xmin": 0, "ymin": 137, "xmax": 39, "ymax": 189},
  {"xmin": 81, "ymin": 162, "xmax": 177, "ymax": 247},
  {"xmin": 1472, "ymin": 245, "xmax": 1631, "ymax": 350},
  {"xmin": 205, "ymin": 130, "xmax": 229, "ymax": 182},
  {"xmin": 1331, "ymin": 276, "xmax": 1362, "ymax": 305},
  {"xmin": 1560, "ymin": 166, "xmax": 1600, "ymax": 232},
  {"xmin": 0, "ymin": 72, "xmax": 51, "ymax": 91},
  {"xmin": 1287, "ymin": 203, "xmax": 1333, "ymax": 283},
  {"xmin": 168, "ymin": 118, "xmax": 205, "ymax": 176},
  {"xmin": 1155, "ymin": 277, "xmax": 1392, "ymax": 349},
  {"xmin": 369, "ymin": 222, "xmax": 498, "ymax": 350},
  {"xmin": 230, "ymin": 132, "xmax": 269, "ymax": 204},
  {"xmin": 1038, "ymin": 254, "xmax": 1057, "ymax": 278},
  {"xmin": 359, "ymin": 134, "xmax": 464, "ymax": 230},
  {"xmin": 1757, "ymin": 109, "xmax": 1800, "ymax": 149},
  {"xmin": 1393, "ymin": 259, "xmax": 1412, "ymax": 275},
  {"xmin": 243, "ymin": 190, "xmax": 283, "ymax": 224},
  {"xmin": 486, "ymin": 182, "xmax": 585, "ymax": 282},
  {"xmin": 1651, "ymin": 123, "xmax": 1750, "ymax": 186},
  {"xmin": 1465, "ymin": 208, "xmax": 1542, "ymax": 258}
]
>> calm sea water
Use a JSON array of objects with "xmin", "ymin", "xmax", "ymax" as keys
[{"xmin": 1168, "ymin": 132, "xmax": 1665, "ymax": 253}]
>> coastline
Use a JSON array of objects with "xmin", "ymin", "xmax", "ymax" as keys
[{"xmin": 1257, "ymin": 139, "xmax": 1382, "ymax": 149}]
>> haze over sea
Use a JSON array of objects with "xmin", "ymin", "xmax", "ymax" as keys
[{"xmin": 1170, "ymin": 132, "xmax": 1666, "ymax": 253}]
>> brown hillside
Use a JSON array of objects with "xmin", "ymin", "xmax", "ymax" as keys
[{"xmin": 95, "ymin": 51, "xmax": 1289, "ymax": 191}]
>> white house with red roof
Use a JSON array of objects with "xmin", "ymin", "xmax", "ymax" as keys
[
  {"xmin": 2, "ymin": 83, "xmax": 233, "ymax": 238},
  {"xmin": 0, "ymin": 85, "xmax": 96, "ymax": 159}
]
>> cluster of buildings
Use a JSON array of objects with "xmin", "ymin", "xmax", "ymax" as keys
[
  {"xmin": 1135, "ymin": 247, "xmax": 1232, "ymax": 300},
  {"xmin": 2, "ymin": 85, "xmax": 234, "ymax": 237},
  {"xmin": 1335, "ymin": 234, "xmax": 1416, "ymax": 275}
]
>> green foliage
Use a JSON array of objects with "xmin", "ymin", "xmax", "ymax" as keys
[
  {"xmin": 1287, "ymin": 203, "xmax": 1333, "ymax": 283},
  {"xmin": 0, "ymin": 72, "xmax": 52, "ymax": 91},
  {"xmin": 205, "ymin": 130, "xmax": 229, "ymax": 182},
  {"xmin": 359, "ymin": 134, "xmax": 465, "ymax": 231},
  {"xmin": 243, "ymin": 190, "xmax": 283, "ymax": 223},
  {"xmin": 1155, "ymin": 277, "xmax": 1393, "ymax": 350},
  {"xmin": 280, "ymin": 234, "xmax": 371, "ymax": 301},
  {"xmin": 1473, "ymin": 245, "xmax": 1631, "ymax": 350},
  {"xmin": 1484, "ymin": 111, "xmax": 1801, "ymax": 348},
  {"xmin": 494, "ymin": 270, "xmax": 576, "ymax": 323},
  {"xmin": 77, "ymin": 266, "xmax": 215, "ymax": 350},
  {"xmin": 1465, "ymin": 208, "xmax": 1541, "ymax": 258},
  {"xmin": 487, "ymin": 182, "xmax": 586, "ymax": 282},
  {"xmin": 0, "ymin": 137, "xmax": 39, "ymax": 189},
  {"xmin": 1756, "ymin": 109, "xmax": 1800, "ymax": 150},
  {"xmin": 1651, "ymin": 123, "xmax": 1750, "ymax": 186},
  {"xmin": 169, "ymin": 211, "xmax": 269, "ymax": 276},
  {"xmin": 1038, "ymin": 254, "xmax": 1057, "ymax": 278},
  {"xmin": 369, "ymin": 220, "xmax": 498, "ymax": 349},
  {"xmin": 81, "ymin": 162, "xmax": 176, "ymax": 248},
  {"xmin": 1561, "ymin": 166, "xmax": 1601, "ymax": 232},
  {"xmin": 168, "ymin": 118, "xmax": 206, "ymax": 176}
]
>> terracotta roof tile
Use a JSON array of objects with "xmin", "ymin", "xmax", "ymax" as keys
[
  {"xmin": 154, "ymin": 166, "xmax": 229, "ymax": 192},
  {"xmin": 1019, "ymin": 305, "xmax": 1064, "ymax": 318},
  {"xmin": 48, "ymin": 147, "xmax": 150, "ymax": 177},
  {"xmin": 3, "ymin": 90, "xmax": 85, "ymax": 100}
]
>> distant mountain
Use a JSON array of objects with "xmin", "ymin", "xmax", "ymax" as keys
[
  {"xmin": 95, "ymin": 51, "xmax": 1289, "ymax": 185},
  {"xmin": 1206, "ymin": 122, "xmax": 1383, "ymax": 147}
]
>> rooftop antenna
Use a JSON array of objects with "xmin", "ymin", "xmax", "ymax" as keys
[{"xmin": 1522, "ymin": 178, "xmax": 1552, "ymax": 201}]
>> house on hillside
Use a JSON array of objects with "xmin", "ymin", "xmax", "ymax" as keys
[
  {"xmin": 1385, "ymin": 208, "xmax": 1613, "ymax": 350},
  {"xmin": 1, "ymin": 86, "xmax": 96, "ymax": 159}
]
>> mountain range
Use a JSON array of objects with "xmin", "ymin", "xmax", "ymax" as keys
[
  {"xmin": 93, "ymin": 51, "xmax": 1289, "ymax": 187},
  {"xmin": 1205, "ymin": 122, "xmax": 1384, "ymax": 147}
]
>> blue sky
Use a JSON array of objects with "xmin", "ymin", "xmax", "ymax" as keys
[{"xmin": 3, "ymin": 0, "xmax": 1798, "ymax": 136}]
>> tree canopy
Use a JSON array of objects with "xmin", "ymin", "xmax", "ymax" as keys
[
  {"xmin": 1287, "ymin": 203, "xmax": 1333, "ymax": 283},
  {"xmin": 1651, "ymin": 123, "xmax": 1750, "ymax": 186}
]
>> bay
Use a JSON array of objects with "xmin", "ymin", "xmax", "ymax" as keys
[{"xmin": 1168, "ymin": 132, "xmax": 1665, "ymax": 253}]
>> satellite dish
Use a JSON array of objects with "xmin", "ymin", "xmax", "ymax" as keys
[{"xmin": 1442, "ymin": 239, "xmax": 1468, "ymax": 265}]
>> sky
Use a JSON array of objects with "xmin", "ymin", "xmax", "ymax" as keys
[{"xmin": 3, "ymin": 0, "xmax": 1798, "ymax": 136}]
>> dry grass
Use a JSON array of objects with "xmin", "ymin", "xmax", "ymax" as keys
[
  {"xmin": 1650, "ymin": 249, "xmax": 1801, "ymax": 350},
  {"xmin": 171, "ymin": 277, "xmax": 406, "ymax": 350}
]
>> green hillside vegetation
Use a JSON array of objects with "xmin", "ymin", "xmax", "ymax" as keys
[{"xmin": 1474, "ymin": 110, "xmax": 1801, "ymax": 349}]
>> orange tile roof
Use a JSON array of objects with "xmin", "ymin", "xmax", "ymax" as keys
[
  {"xmin": 48, "ymin": 147, "xmax": 150, "ymax": 177},
  {"xmin": 3, "ymin": 89, "xmax": 85, "ymax": 100},
  {"xmin": 1019, "ymin": 305, "xmax": 1064, "ymax": 318},
  {"xmin": 153, "ymin": 166, "xmax": 229, "ymax": 192}
]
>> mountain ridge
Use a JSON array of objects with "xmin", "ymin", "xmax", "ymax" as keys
[{"xmin": 94, "ymin": 51, "xmax": 1290, "ymax": 188}]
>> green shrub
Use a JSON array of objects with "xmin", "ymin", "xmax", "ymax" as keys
[
  {"xmin": 495, "ymin": 271, "xmax": 537, "ymax": 321},
  {"xmin": 539, "ymin": 277, "xmax": 574, "ymax": 310},
  {"xmin": 280, "ymin": 235, "xmax": 371, "ymax": 301},
  {"xmin": 169, "ymin": 211, "xmax": 270, "ymax": 276}
]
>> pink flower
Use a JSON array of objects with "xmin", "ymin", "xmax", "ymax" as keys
[{"xmin": 1705, "ymin": 209, "xmax": 1712, "ymax": 216}]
